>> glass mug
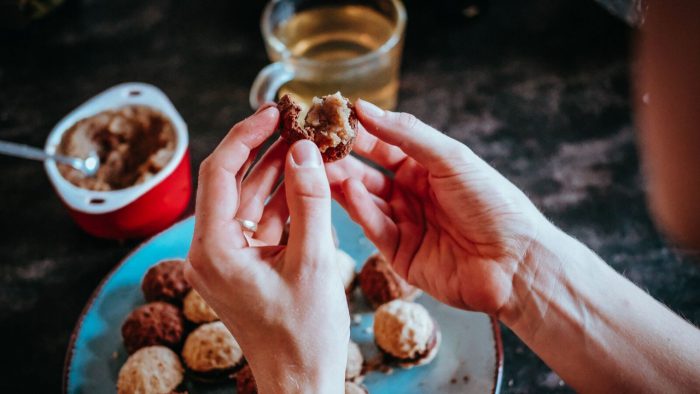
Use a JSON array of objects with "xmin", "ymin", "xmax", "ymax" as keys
[{"xmin": 249, "ymin": 0, "xmax": 407, "ymax": 110}]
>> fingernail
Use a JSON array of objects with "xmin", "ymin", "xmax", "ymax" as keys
[
  {"xmin": 255, "ymin": 102, "xmax": 277, "ymax": 114},
  {"xmin": 291, "ymin": 140, "xmax": 322, "ymax": 168},
  {"xmin": 358, "ymin": 99, "xmax": 385, "ymax": 117}
]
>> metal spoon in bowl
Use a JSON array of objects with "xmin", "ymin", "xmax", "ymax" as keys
[{"xmin": 0, "ymin": 139, "xmax": 100, "ymax": 177}]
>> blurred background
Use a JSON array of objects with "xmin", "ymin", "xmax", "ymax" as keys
[{"xmin": 0, "ymin": 0, "xmax": 697, "ymax": 392}]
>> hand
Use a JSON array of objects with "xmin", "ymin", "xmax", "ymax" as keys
[
  {"xmin": 326, "ymin": 100, "xmax": 548, "ymax": 317},
  {"xmin": 185, "ymin": 106, "xmax": 349, "ymax": 394}
]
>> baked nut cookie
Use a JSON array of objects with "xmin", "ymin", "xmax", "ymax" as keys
[
  {"xmin": 183, "ymin": 289, "xmax": 219, "ymax": 324},
  {"xmin": 121, "ymin": 302, "xmax": 185, "ymax": 354},
  {"xmin": 141, "ymin": 259, "xmax": 191, "ymax": 304},
  {"xmin": 358, "ymin": 254, "xmax": 421, "ymax": 308},
  {"xmin": 181, "ymin": 321, "xmax": 245, "ymax": 382},
  {"xmin": 117, "ymin": 346, "xmax": 184, "ymax": 394},
  {"xmin": 345, "ymin": 381, "xmax": 370, "ymax": 394},
  {"xmin": 235, "ymin": 364, "xmax": 258, "ymax": 394},
  {"xmin": 346, "ymin": 340, "xmax": 364, "ymax": 381},
  {"xmin": 373, "ymin": 300, "xmax": 441, "ymax": 368},
  {"xmin": 278, "ymin": 92, "xmax": 357, "ymax": 162}
]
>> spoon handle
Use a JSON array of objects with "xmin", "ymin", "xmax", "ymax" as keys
[{"xmin": 0, "ymin": 140, "xmax": 76, "ymax": 166}]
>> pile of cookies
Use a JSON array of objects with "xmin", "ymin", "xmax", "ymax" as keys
[{"xmin": 116, "ymin": 250, "xmax": 441, "ymax": 394}]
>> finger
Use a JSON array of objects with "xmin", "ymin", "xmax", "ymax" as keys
[
  {"xmin": 342, "ymin": 178, "xmax": 398, "ymax": 258},
  {"xmin": 325, "ymin": 155, "xmax": 392, "ymax": 199},
  {"xmin": 284, "ymin": 140, "xmax": 334, "ymax": 270},
  {"xmin": 237, "ymin": 139, "xmax": 288, "ymax": 222},
  {"xmin": 195, "ymin": 106, "xmax": 279, "ymax": 246},
  {"xmin": 234, "ymin": 103, "xmax": 280, "ymax": 185},
  {"xmin": 256, "ymin": 183, "xmax": 289, "ymax": 245},
  {"xmin": 352, "ymin": 123, "xmax": 408, "ymax": 171},
  {"xmin": 355, "ymin": 99, "xmax": 469, "ymax": 177}
]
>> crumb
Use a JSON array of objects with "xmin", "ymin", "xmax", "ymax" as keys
[
  {"xmin": 450, "ymin": 378, "xmax": 457, "ymax": 384},
  {"xmin": 463, "ymin": 376, "xmax": 470, "ymax": 382},
  {"xmin": 112, "ymin": 351, "xmax": 119, "ymax": 359},
  {"xmin": 352, "ymin": 314, "xmax": 362, "ymax": 325}
]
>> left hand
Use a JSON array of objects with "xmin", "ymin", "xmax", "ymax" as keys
[{"xmin": 185, "ymin": 105, "xmax": 349, "ymax": 394}]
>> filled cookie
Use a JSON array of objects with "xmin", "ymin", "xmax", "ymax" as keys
[
  {"xmin": 183, "ymin": 289, "xmax": 219, "ymax": 324},
  {"xmin": 358, "ymin": 254, "xmax": 421, "ymax": 308},
  {"xmin": 181, "ymin": 321, "xmax": 245, "ymax": 382},
  {"xmin": 278, "ymin": 92, "xmax": 357, "ymax": 162},
  {"xmin": 346, "ymin": 340, "xmax": 364, "ymax": 382},
  {"xmin": 373, "ymin": 300, "xmax": 441, "ymax": 368},
  {"xmin": 116, "ymin": 346, "xmax": 184, "ymax": 394},
  {"xmin": 141, "ymin": 259, "xmax": 191, "ymax": 304},
  {"xmin": 121, "ymin": 302, "xmax": 185, "ymax": 354}
]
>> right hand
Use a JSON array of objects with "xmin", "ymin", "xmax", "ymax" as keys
[{"xmin": 327, "ymin": 100, "xmax": 550, "ymax": 317}]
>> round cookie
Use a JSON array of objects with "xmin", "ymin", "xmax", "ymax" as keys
[
  {"xmin": 183, "ymin": 289, "xmax": 219, "ymax": 324},
  {"xmin": 117, "ymin": 346, "xmax": 184, "ymax": 394},
  {"xmin": 182, "ymin": 321, "xmax": 245, "ymax": 382},
  {"xmin": 141, "ymin": 259, "xmax": 191, "ymax": 304},
  {"xmin": 359, "ymin": 254, "xmax": 421, "ymax": 308},
  {"xmin": 278, "ymin": 92, "xmax": 357, "ymax": 162},
  {"xmin": 373, "ymin": 300, "xmax": 441, "ymax": 368},
  {"xmin": 346, "ymin": 340, "xmax": 364, "ymax": 381},
  {"xmin": 121, "ymin": 302, "xmax": 185, "ymax": 354}
]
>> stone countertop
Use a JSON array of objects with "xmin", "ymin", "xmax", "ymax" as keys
[{"xmin": 0, "ymin": 0, "xmax": 698, "ymax": 392}]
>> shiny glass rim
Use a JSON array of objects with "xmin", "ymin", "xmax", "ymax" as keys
[{"xmin": 261, "ymin": 0, "xmax": 406, "ymax": 69}]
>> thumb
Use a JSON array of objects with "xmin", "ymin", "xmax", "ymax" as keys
[{"xmin": 284, "ymin": 140, "xmax": 334, "ymax": 267}]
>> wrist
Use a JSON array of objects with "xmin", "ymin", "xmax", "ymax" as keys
[
  {"xmin": 247, "ymin": 339, "xmax": 346, "ymax": 394},
  {"xmin": 497, "ymin": 220, "xmax": 606, "ymax": 333}
]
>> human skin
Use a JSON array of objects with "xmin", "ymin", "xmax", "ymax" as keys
[
  {"xmin": 184, "ymin": 105, "xmax": 348, "ymax": 394},
  {"xmin": 325, "ymin": 99, "xmax": 700, "ymax": 393}
]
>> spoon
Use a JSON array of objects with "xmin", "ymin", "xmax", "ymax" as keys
[{"xmin": 0, "ymin": 139, "xmax": 100, "ymax": 176}]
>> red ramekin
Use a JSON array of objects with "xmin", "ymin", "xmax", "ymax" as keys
[{"xmin": 44, "ymin": 83, "xmax": 192, "ymax": 239}]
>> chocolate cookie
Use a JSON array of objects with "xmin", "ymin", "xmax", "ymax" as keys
[
  {"xmin": 358, "ymin": 254, "xmax": 421, "ymax": 308},
  {"xmin": 278, "ymin": 92, "xmax": 357, "ymax": 162},
  {"xmin": 141, "ymin": 259, "xmax": 191, "ymax": 304},
  {"xmin": 121, "ymin": 302, "xmax": 185, "ymax": 354}
]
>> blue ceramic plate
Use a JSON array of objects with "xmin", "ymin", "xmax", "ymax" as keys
[{"xmin": 64, "ymin": 202, "xmax": 503, "ymax": 393}]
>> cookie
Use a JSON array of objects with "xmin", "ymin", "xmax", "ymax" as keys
[
  {"xmin": 141, "ymin": 259, "xmax": 191, "ymax": 304},
  {"xmin": 278, "ymin": 92, "xmax": 357, "ymax": 162},
  {"xmin": 181, "ymin": 321, "xmax": 245, "ymax": 382},
  {"xmin": 183, "ymin": 289, "xmax": 219, "ymax": 324},
  {"xmin": 373, "ymin": 300, "xmax": 441, "ymax": 368},
  {"xmin": 117, "ymin": 346, "xmax": 184, "ymax": 394},
  {"xmin": 358, "ymin": 254, "xmax": 421, "ymax": 308},
  {"xmin": 121, "ymin": 302, "xmax": 185, "ymax": 354}
]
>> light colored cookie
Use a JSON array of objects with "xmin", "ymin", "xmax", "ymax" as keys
[{"xmin": 117, "ymin": 346, "xmax": 183, "ymax": 394}]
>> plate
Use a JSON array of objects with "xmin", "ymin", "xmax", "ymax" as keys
[{"xmin": 63, "ymin": 202, "xmax": 503, "ymax": 393}]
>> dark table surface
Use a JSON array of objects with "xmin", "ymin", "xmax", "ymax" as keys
[{"xmin": 1, "ymin": 0, "xmax": 698, "ymax": 392}]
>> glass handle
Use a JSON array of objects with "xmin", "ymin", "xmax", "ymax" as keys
[{"xmin": 249, "ymin": 62, "xmax": 295, "ymax": 110}]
